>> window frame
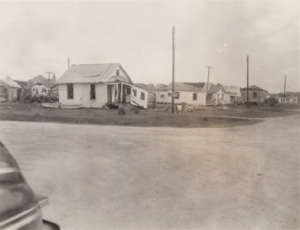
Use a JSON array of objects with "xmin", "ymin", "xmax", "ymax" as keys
[{"xmin": 140, "ymin": 92, "xmax": 145, "ymax": 100}]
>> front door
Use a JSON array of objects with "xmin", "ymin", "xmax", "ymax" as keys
[{"xmin": 107, "ymin": 85, "xmax": 112, "ymax": 104}]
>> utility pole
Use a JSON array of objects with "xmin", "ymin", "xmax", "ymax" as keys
[
  {"xmin": 206, "ymin": 66, "xmax": 212, "ymax": 93},
  {"xmin": 246, "ymin": 55, "xmax": 249, "ymax": 104},
  {"xmin": 45, "ymin": 72, "xmax": 54, "ymax": 88},
  {"xmin": 171, "ymin": 26, "xmax": 175, "ymax": 113},
  {"xmin": 283, "ymin": 75, "xmax": 287, "ymax": 97}
]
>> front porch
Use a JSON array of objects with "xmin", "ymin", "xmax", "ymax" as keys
[{"xmin": 106, "ymin": 81, "xmax": 132, "ymax": 105}]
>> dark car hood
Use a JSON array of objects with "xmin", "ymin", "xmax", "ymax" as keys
[{"xmin": 0, "ymin": 141, "xmax": 36, "ymax": 222}]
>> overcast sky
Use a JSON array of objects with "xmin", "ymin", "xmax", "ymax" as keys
[{"xmin": 0, "ymin": 0, "xmax": 299, "ymax": 93}]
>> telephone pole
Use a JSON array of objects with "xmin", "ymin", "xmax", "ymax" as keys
[
  {"xmin": 206, "ymin": 66, "xmax": 212, "ymax": 93},
  {"xmin": 45, "ymin": 71, "xmax": 54, "ymax": 88},
  {"xmin": 246, "ymin": 55, "xmax": 249, "ymax": 104},
  {"xmin": 171, "ymin": 26, "xmax": 175, "ymax": 113},
  {"xmin": 283, "ymin": 75, "xmax": 287, "ymax": 97}
]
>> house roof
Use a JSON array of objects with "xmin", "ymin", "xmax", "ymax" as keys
[
  {"xmin": 27, "ymin": 75, "xmax": 56, "ymax": 88},
  {"xmin": 57, "ymin": 63, "xmax": 133, "ymax": 84},
  {"xmin": 156, "ymin": 82, "xmax": 207, "ymax": 92},
  {"xmin": 241, "ymin": 85, "xmax": 268, "ymax": 93},
  {"xmin": 222, "ymin": 85, "xmax": 241, "ymax": 95},
  {"xmin": 0, "ymin": 77, "xmax": 21, "ymax": 88},
  {"xmin": 134, "ymin": 83, "xmax": 156, "ymax": 91}
]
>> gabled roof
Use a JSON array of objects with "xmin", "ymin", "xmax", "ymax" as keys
[
  {"xmin": 241, "ymin": 85, "xmax": 269, "ymax": 93},
  {"xmin": 222, "ymin": 85, "xmax": 241, "ymax": 95},
  {"xmin": 0, "ymin": 77, "xmax": 21, "ymax": 88},
  {"xmin": 57, "ymin": 63, "xmax": 133, "ymax": 84},
  {"xmin": 156, "ymin": 82, "xmax": 207, "ymax": 92},
  {"xmin": 134, "ymin": 83, "xmax": 156, "ymax": 91},
  {"xmin": 172, "ymin": 82, "xmax": 206, "ymax": 92}
]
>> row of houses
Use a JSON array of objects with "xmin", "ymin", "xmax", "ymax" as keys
[
  {"xmin": 0, "ymin": 75, "xmax": 57, "ymax": 102},
  {"xmin": 55, "ymin": 63, "xmax": 298, "ymax": 109},
  {"xmin": 1, "ymin": 62, "xmax": 298, "ymax": 108}
]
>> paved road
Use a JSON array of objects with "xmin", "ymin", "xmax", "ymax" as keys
[{"xmin": 0, "ymin": 115, "xmax": 299, "ymax": 230}]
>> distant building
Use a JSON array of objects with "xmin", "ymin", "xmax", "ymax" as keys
[
  {"xmin": 156, "ymin": 82, "xmax": 207, "ymax": 105},
  {"xmin": 57, "ymin": 63, "xmax": 134, "ymax": 108},
  {"xmin": 31, "ymin": 83, "xmax": 50, "ymax": 97},
  {"xmin": 208, "ymin": 84, "xmax": 241, "ymax": 105},
  {"xmin": 277, "ymin": 95, "xmax": 298, "ymax": 104},
  {"xmin": 0, "ymin": 77, "xmax": 22, "ymax": 102},
  {"xmin": 132, "ymin": 83, "xmax": 156, "ymax": 109},
  {"xmin": 241, "ymin": 85, "xmax": 270, "ymax": 103}
]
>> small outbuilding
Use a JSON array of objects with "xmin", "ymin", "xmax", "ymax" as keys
[{"xmin": 0, "ymin": 77, "xmax": 22, "ymax": 102}]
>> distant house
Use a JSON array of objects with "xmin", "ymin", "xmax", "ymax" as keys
[
  {"xmin": 156, "ymin": 82, "xmax": 207, "ymax": 105},
  {"xmin": 277, "ymin": 95, "xmax": 298, "ymax": 104},
  {"xmin": 208, "ymin": 85, "xmax": 241, "ymax": 105},
  {"xmin": 0, "ymin": 77, "xmax": 22, "ymax": 102},
  {"xmin": 31, "ymin": 83, "xmax": 50, "ymax": 97},
  {"xmin": 241, "ymin": 85, "xmax": 270, "ymax": 103},
  {"xmin": 28, "ymin": 75, "xmax": 56, "ymax": 89},
  {"xmin": 57, "ymin": 63, "xmax": 133, "ymax": 108}
]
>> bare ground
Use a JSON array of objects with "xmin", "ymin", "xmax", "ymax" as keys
[{"xmin": 0, "ymin": 114, "xmax": 299, "ymax": 230}]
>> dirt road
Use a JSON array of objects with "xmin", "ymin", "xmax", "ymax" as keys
[{"xmin": 0, "ymin": 115, "xmax": 299, "ymax": 230}]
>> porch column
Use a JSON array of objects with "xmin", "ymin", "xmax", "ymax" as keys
[{"xmin": 120, "ymin": 83, "xmax": 123, "ymax": 103}]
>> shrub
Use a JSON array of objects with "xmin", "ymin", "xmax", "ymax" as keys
[
  {"xmin": 118, "ymin": 107, "xmax": 126, "ymax": 115},
  {"xmin": 264, "ymin": 97, "xmax": 278, "ymax": 106}
]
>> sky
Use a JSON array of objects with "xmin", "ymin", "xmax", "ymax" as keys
[{"xmin": 0, "ymin": 0, "xmax": 299, "ymax": 93}]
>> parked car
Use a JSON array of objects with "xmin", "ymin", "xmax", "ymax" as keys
[{"xmin": 0, "ymin": 141, "xmax": 60, "ymax": 230}]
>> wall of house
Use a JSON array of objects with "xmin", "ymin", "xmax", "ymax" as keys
[
  {"xmin": 59, "ymin": 83, "xmax": 107, "ymax": 108},
  {"xmin": 131, "ymin": 86, "xmax": 148, "ymax": 108},
  {"xmin": 241, "ymin": 90, "xmax": 269, "ymax": 103},
  {"xmin": 156, "ymin": 91, "xmax": 206, "ymax": 105},
  {"xmin": 7, "ymin": 88, "xmax": 18, "ymax": 102},
  {"xmin": 214, "ymin": 90, "xmax": 240, "ymax": 105},
  {"xmin": 278, "ymin": 97, "xmax": 299, "ymax": 104}
]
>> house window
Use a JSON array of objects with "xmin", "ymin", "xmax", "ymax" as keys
[
  {"xmin": 193, "ymin": 93, "xmax": 197, "ymax": 100},
  {"xmin": 253, "ymin": 92, "xmax": 257, "ymax": 98},
  {"xmin": 160, "ymin": 94, "xmax": 165, "ymax": 98},
  {"xmin": 67, "ymin": 83, "xmax": 73, "ymax": 99},
  {"xmin": 133, "ymin": 89, "xmax": 137, "ymax": 97},
  {"xmin": 168, "ymin": 92, "xmax": 172, "ymax": 97},
  {"xmin": 116, "ymin": 69, "xmax": 120, "ymax": 76},
  {"xmin": 140, "ymin": 92, "xmax": 145, "ymax": 100},
  {"xmin": 175, "ymin": 92, "xmax": 180, "ymax": 99},
  {"xmin": 90, "ymin": 84, "xmax": 96, "ymax": 100}
]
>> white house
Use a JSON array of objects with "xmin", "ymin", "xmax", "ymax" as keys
[
  {"xmin": 57, "ymin": 63, "xmax": 134, "ymax": 108},
  {"xmin": 278, "ymin": 96, "xmax": 298, "ymax": 104},
  {"xmin": 31, "ymin": 84, "xmax": 50, "ymax": 97},
  {"xmin": 156, "ymin": 82, "xmax": 207, "ymax": 105},
  {"xmin": 212, "ymin": 85, "xmax": 241, "ymax": 105}
]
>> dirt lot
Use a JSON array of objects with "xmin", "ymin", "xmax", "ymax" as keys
[
  {"xmin": 0, "ymin": 103, "xmax": 299, "ymax": 127},
  {"xmin": 0, "ymin": 113, "xmax": 299, "ymax": 230}
]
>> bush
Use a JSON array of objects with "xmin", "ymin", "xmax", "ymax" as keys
[
  {"xmin": 264, "ymin": 97, "xmax": 278, "ymax": 106},
  {"xmin": 118, "ymin": 107, "xmax": 126, "ymax": 115}
]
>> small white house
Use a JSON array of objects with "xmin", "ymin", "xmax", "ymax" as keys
[
  {"xmin": 156, "ymin": 82, "xmax": 207, "ymax": 105},
  {"xmin": 57, "ymin": 63, "xmax": 134, "ymax": 108},
  {"xmin": 213, "ymin": 85, "xmax": 241, "ymax": 105},
  {"xmin": 31, "ymin": 84, "xmax": 49, "ymax": 97},
  {"xmin": 278, "ymin": 96, "xmax": 298, "ymax": 104}
]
